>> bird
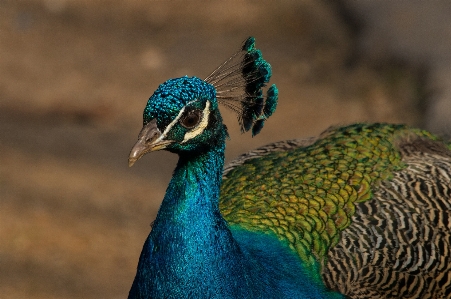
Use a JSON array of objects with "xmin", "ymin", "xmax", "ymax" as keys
[{"xmin": 127, "ymin": 37, "xmax": 451, "ymax": 298}]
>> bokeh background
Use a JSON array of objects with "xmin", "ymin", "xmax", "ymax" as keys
[{"xmin": 2, "ymin": 1, "xmax": 451, "ymax": 298}]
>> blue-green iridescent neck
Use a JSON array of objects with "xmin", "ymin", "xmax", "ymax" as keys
[
  {"xmin": 143, "ymin": 76, "xmax": 216, "ymax": 128},
  {"xmin": 129, "ymin": 125, "xmax": 344, "ymax": 299},
  {"xmin": 129, "ymin": 134, "xmax": 250, "ymax": 298},
  {"xmin": 128, "ymin": 37, "xmax": 348, "ymax": 298}
]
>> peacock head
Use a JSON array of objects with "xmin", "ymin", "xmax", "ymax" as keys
[{"xmin": 129, "ymin": 37, "xmax": 278, "ymax": 166}]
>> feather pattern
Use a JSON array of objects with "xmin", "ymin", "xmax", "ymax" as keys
[
  {"xmin": 220, "ymin": 123, "xmax": 451, "ymax": 297},
  {"xmin": 323, "ymin": 138, "xmax": 451, "ymax": 298},
  {"xmin": 128, "ymin": 37, "xmax": 451, "ymax": 298},
  {"xmin": 205, "ymin": 37, "xmax": 278, "ymax": 136}
]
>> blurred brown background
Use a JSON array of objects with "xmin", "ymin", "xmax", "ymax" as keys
[{"xmin": 1, "ymin": 1, "xmax": 451, "ymax": 298}]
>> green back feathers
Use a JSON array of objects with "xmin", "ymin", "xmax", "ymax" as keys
[{"xmin": 220, "ymin": 123, "xmax": 441, "ymax": 265}]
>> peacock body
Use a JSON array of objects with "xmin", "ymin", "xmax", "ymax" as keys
[{"xmin": 128, "ymin": 37, "xmax": 451, "ymax": 298}]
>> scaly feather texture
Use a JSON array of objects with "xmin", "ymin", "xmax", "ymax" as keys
[
  {"xmin": 221, "ymin": 124, "xmax": 451, "ymax": 298},
  {"xmin": 128, "ymin": 37, "xmax": 451, "ymax": 298}
]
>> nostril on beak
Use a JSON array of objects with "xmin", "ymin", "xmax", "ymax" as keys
[{"xmin": 128, "ymin": 118, "xmax": 163, "ymax": 167}]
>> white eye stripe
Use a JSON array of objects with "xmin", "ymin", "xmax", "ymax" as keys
[
  {"xmin": 154, "ymin": 99, "xmax": 198, "ymax": 143},
  {"xmin": 181, "ymin": 101, "xmax": 210, "ymax": 143}
]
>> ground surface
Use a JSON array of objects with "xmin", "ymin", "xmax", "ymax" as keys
[{"xmin": 1, "ymin": 1, "xmax": 450, "ymax": 298}]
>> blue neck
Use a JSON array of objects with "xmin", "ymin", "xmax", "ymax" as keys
[
  {"xmin": 128, "ymin": 140, "xmax": 345, "ymax": 299},
  {"xmin": 128, "ymin": 140, "xmax": 256, "ymax": 298},
  {"xmin": 158, "ymin": 146, "xmax": 225, "ymax": 230}
]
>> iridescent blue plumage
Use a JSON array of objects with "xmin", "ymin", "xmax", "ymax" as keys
[
  {"xmin": 128, "ymin": 37, "xmax": 344, "ymax": 298},
  {"xmin": 129, "ymin": 36, "xmax": 451, "ymax": 298},
  {"xmin": 143, "ymin": 76, "xmax": 217, "ymax": 127}
]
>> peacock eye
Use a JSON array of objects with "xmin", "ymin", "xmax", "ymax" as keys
[{"xmin": 180, "ymin": 110, "xmax": 202, "ymax": 129}]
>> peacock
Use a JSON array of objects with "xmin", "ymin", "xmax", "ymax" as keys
[{"xmin": 127, "ymin": 37, "xmax": 451, "ymax": 298}]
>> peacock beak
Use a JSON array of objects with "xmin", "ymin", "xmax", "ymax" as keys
[{"xmin": 128, "ymin": 119, "xmax": 174, "ymax": 167}]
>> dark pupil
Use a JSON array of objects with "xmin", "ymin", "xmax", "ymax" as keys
[{"xmin": 181, "ymin": 111, "xmax": 200, "ymax": 128}]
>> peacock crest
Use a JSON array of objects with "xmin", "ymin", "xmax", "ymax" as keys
[
  {"xmin": 128, "ymin": 37, "xmax": 451, "ymax": 299},
  {"xmin": 204, "ymin": 37, "xmax": 278, "ymax": 136}
]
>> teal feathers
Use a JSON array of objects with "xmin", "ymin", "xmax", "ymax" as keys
[
  {"xmin": 128, "ymin": 37, "xmax": 451, "ymax": 298},
  {"xmin": 142, "ymin": 76, "xmax": 217, "ymax": 126},
  {"xmin": 204, "ymin": 37, "xmax": 278, "ymax": 136}
]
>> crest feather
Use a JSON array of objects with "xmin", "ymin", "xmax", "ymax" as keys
[{"xmin": 204, "ymin": 37, "xmax": 278, "ymax": 136}]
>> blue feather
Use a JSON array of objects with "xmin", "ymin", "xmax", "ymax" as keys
[
  {"xmin": 264, "ymin": 84, "xmax": 278, "ymax": 118},
  {"xmin": 129, "ymin": 36, "xmax": 451, "ymax": 298},
  {"xmin": 128, "ymin": 37, "xmax": 345, "ymax": 299}
]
